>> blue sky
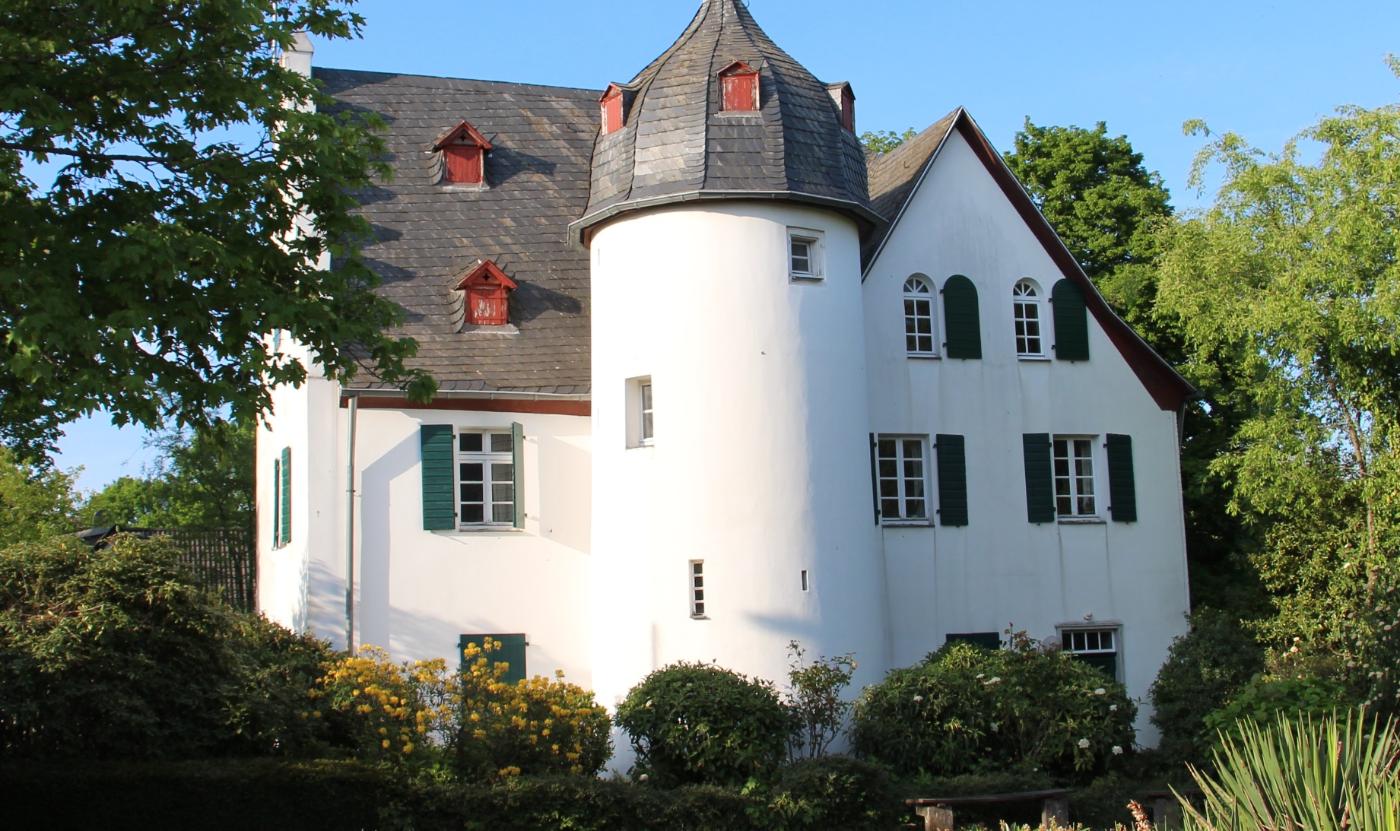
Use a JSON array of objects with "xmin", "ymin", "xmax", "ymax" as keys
[{"xmin": 51, "ymin": 0, "xmax": 1398, "ymax": 491}]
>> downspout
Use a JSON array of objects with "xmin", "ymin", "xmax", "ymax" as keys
[{"xmin": 344, "ymin": 391, "xmax": 359, "ymax": 651}]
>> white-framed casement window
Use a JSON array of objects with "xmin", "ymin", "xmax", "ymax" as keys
[
  {"xmin": 626, "ymin": 375, "xmax": 654, "ymax": 448},
  {"xmin": 1060, "ymin": 626, "xmax": 1120, "ymax": 679},
  {"xmin": 903, "ymin": 274, "xmax": 937, "ymax": 355},
  {"xmin": 876, "ymin": 435, "xmax": 929, "ymax": 524},
  {"xmin": 788, "ymin": 228, "xmax": 823, "ymax": 281},
  {"xmin": 1013, "ymin": 279, "xmax": 1045, "ymax": 357},
  {"xmin": 1052, "ymin": 435, "xmax": 1097, "ymax": 518},
  {"xmin": 689, "ymin": 560, "xmax": 706, "ymax": 618},
  {"xmin": 457, "ymin": 429, "xmax": 516, "ymax": 526}
]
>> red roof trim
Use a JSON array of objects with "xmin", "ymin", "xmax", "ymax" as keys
[
  {"xmin": 454, "ymin": 259, "xmax": 519, "ymax": 292},
  {"xmin": 342, "ymin": 396, "xmax": 590, "ymax": 417},
  {"xmin": 717, "ymin": 60, "xmax": 758, "ymax": 77},
  {"xmin": 432, "ymin": 120, "xmax": 493, "ymax": 152},
  {"xmin": 599, "ymin": 83, "xmax": 624, "ymax": 104}
]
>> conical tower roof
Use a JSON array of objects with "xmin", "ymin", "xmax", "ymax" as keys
[{"xmin": 572, "ymin": 0, "xmax": 877, "ymax": 242}]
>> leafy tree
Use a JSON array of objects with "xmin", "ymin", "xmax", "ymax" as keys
[
  {"xmin": 0, "ymin": 447, "xmax": 78, "ymax": 545},
  {"xmin": 860, "ymin": 128, "xmax": 916, "ymax": 155},
  {"xmin": 84, "ymin": 419, "xmax": 253, "ymax": 529},
  {"xmin": 1155, "ymin": 61, "xmax": 1400, "ymax": 708},
  {"xmin": 0, "ymin": 0, "xmax": 435, "ymax": 460}
]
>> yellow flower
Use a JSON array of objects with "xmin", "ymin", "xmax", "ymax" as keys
[{"xmin": 381, "ymin": 739, "xmax": 390, "ymax": 749}]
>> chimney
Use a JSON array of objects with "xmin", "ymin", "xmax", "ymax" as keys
[{"xmin": 282, "ymin": 31, "xmax": 314, "ymax": 78}]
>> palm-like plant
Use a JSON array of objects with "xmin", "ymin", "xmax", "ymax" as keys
[{"xmin": 1178, "ymin": 709, "xmax": 1400, "ymax": 831}]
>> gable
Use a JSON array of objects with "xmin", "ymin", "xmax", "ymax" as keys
[{"xmin": 865, "ymin": 110, "xmax": 1195, "ymax": 412}]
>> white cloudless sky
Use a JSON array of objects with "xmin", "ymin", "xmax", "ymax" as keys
[{"xmin": 52, "ymin": 0, "xmax": 1399, "ymax": 490}]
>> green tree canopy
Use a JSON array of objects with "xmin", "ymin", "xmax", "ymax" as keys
[
  {"xmin": 0, "ymin": 0, "xmax": 435, "ymax": 460},
  {"xmin": 0, "ymin": 447, "xmax": 78, "ymax": 546},
  {"xmin": 860, "ymin": 128, "xmax": 916, "ymax": 155},
  {"xmin": 1155, "ymin": 61, "xmax": 1400, "ymax": 710}
]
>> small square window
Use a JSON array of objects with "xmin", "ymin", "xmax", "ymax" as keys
[{"xmin": 788, "ymin": 229, "xmax": 823, "ymax": 281}]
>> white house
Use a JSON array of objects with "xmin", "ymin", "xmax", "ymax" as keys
[{"xmin": 257, "ymin": 0, "xmax": 1195, "ymax": 745}]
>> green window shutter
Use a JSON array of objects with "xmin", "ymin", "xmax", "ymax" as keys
[
  {"xmin": 280, "ymin": 447, "xmax": 292, "ymax": 545},
  {"xmin": 868, "ymin": 433, "xmax": 880, "ymax": 525},
  {"xmin": 511, "ymin": 422, "xmax": 525, "ymax": 529},
  {"xmin": 934, "ymin": 434, "xmax": 968, "ymax": 527},
  {"xmin": 420, "ymin": 425, "xmax": 456, "ymax": 531},
  {"xmin": 1022, "ymin": 433, "xmax": 1055, "ymax": 523},
  {"xmin": 272, "ymin": 457, "xmax": 281, "ymax": 548},
  {"xmin": 941, "ymin": 275, "xmax": 982, "ymax": 359},
  {"xmin": 946, "ymin": 631, "xmax": 1001, "ymax": 650},
  {"xmin": 1106, "ymin": 433, "xmax": 1138, "ymax": 523},
  {"xmin": 459, "ymin": 633, "xmax": 527, "ymax": 684},
  {"xmin": 1051, "ymin": 279, "xmax": 1090, "ymax": 361}
]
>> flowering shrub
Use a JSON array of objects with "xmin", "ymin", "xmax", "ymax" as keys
[
  {"xmin": 310, "ymin": 646, "xmax": 457, "ymax": 769},
  {"xmin": 850, "ymin": 633, "xmax": 1135, "ymax": 782},
  {"xmin": 615, "ymin": 661, "xmax": 793, "ymax": 786},
  {"xmin": 455, "ymin": 638, "xmax": 611, "ymax": 779}
]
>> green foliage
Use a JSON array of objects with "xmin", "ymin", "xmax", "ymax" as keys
[
  {"xmin": 1202, "ymin": 674, "xmax": 1350, "ymax": 742},
  {"xmin": 615, "ymin": 661, "xmax": 793, "ymax": 787},
  {"xmin": 784, "ymin": 639, "xmax": 857, "ymax": 760},
  {"xmin": 765, "ymin": 756, "xmax": 907, "ymax": 831},
  {"xmin": 84, "ymin": 419, "xmax": 254, "ymax": 529},
  {"xmin": 0, "ymin": 0, "xmax": 436, "ymax": 458},
  {"xmin": 1156, "ymin": 68, "xmax": 1400, "ymax": 705},
  {"xmin": 860, "ymin": 127, "xmax": 917, "ymax": 154},
  {"xmin": 1149, "ymin": 608, "xmax": 1265, "ymax": 766},
  {"xmin": 0, "ymin": 533, "xmax": 330, "ymax": 759},
  {"xmin": 851, "ymin": 637, "xmax": 1135, "ymax": 782},
  {"xmin": 1181, "ymin": 710, "xmax": 1400, "ymax": 831},
  {"xmin": 0, "ymin": 447, "xmax": 78, "ymax": 545}
]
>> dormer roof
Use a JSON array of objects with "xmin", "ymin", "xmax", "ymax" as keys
[
  {"xmin": 572, "ymin": 0, "xmax": 876, "ymax": 244},
  {"xmin": 433, "ymin": 120, "xmax": 493, "ymax": 151}
]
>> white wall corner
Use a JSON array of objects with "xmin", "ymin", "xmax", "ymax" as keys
[{"xmin": 282, "ymin": 31, "xmax": 314, "ymax": 78}]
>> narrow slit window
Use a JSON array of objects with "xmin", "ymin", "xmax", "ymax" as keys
[
  {"xmin": 640, "ymin": 382, "xmax": 654, "ymax": 444},
  {"xmin": 689, "ymin": 560, "xmax": 706, "ymax": 618},
  {"xmin": 800, "ymin": 569, "xmax": 809, "ymax": 592}
]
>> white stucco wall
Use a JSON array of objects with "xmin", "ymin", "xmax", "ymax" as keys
[
  {"xmin": 862, "ymin": 128, "xmax": 1190, "ymax": 744},
  {"xmin": 588, "ymin": 202, "xmax": 891, "ymax": 711}
]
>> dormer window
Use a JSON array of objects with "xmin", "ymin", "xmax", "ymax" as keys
[
  {"xmin": 826, "ymin": 82, "xmax": 856, "ymax": 132},
  {"xmin": 719, "ymin": 61, "xmax": 759, "ymax": 112},
  {"xmin": 600, "ymin": 84, "xmax": 625, "ymax": 135},
  {"xmin": 433, "ymin": 121, "xmax": 493, "ymax": 187},
  {"xmin": 456, "ymin": 259, "xmax": 517, "ymax": 326}
]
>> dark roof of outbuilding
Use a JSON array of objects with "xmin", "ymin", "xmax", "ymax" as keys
[
  {"xmin": 572, "ymin": 0, "xmax": 876, "ymax": 242},
  {"xmin": 318, "ymin": 68, "xmax": 598, "ymax": 395}
]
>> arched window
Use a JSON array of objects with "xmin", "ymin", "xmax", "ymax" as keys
[
  {"xmin": 1013, "ymin": 279, "xmax": 1045, "ymax": 357},
  {"xmin": 903, "ymin": 275, "xmax": 936, "ymax": 355}
]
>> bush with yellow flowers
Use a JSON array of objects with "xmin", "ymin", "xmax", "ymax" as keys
[
  {"xmin": 309, "ymin": 646, "xmax": 458, "ymax": 770},
  {"xmin": 454, "ymin": 638, "xmax": 611, "ymax": 780}
]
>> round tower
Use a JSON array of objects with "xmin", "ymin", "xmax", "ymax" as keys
[{"xmin": 580, "ymin": 0, "xmax": 890, "ymax": 712}]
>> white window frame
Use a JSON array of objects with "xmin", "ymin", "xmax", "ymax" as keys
[
  {"xmin": 1058, "ymin": 625, "xmax": 1121, "ymax": 680},
  {"xmin": 456, "ymin": 428, "xmax": 516, "ymax": 528},
  {"xmin": 903, "ymin": 274, "xmax": 938, "ymax": 356},
  {"xmin": 875, "ymin": 434, "xmax": 930, "ymax": 525},
  {"xmin": 788, "ymin": 228, "xmax": 823, "ymax": 281},
  {"xmin": 1013, "ymin": 279, "xmax": 1046, "ymax": 358},
  {"xmin": 1052, "ymin": 435, "xmax": 1098, "ymax": 518},
  {"xmin": 626, "ymin": 376, "xmax": 654, "ymax": 449},
  {"xmin": 689, "ymin": 560, "xmax": 706, "ymax": 618}
]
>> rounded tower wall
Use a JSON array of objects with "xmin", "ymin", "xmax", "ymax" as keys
[{"xmin": 590, "ymin": 202, "xmax": 890, "ymax": 706}]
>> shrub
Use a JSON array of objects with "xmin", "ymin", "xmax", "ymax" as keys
[
  {"xmin": 455, "ymin": 637, "xmax": 611, "ymax": 779},
  {"xmin": 1182, "ymin": 710, "xmax": 1400, "ymax": 830},
  {"xmin": 1201, "ymin": 673, "xmax": 1348, "ymax": 741},
  {"xmin": 1148, "ymin": 607, "xmax": 1265, "ymax": 766},
  {"xmin": 436, "ymin": 777, "xmax": 763, "ymax": 831},
  {"xmin": 850, "ymin": 634, "xmax": 1135, "ymax": 782},
  {"xmin": 222, "ymin": 613, "xmax": 335, "ymax": 757},
  {"xmin": 766, "ymin": 756, "xmax": 907, "ymax": 831},
  {"xmin": 784, "ymin": 640, "xmax": 857, "ymax": 759},
  {"xmin": 615, "ymin": 661, "xmax": 793, "ymax": 787},
  {"xmin": 0, "ymin": 534, "xmax": 246, "ymax": 758}
]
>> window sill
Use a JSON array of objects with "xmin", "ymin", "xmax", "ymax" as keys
[
  {"xmin": 1017, "ymin": 355, "xmax": 1051, "ymax": 362},
  {"xmin": 690, "ymin": 614, "xmax": 709, "ymax": 621},
  {"xmin": 906, "ymin": 353, "xmax": 941, "ymax": 360},
  {"xmin": 790, "ymin": 274, "xmax": 824, "ymax": 283},
  {"xmin": 452, "ymin": 526, "xmax": 526, "ymax": 534},
  {"xmin": 881, "ymin": 520, "xmax": 933, "ymax": 528},
  {"xmin": 626, "ymin": 442, "xmax": 655, "ymax": 451},
  {"xmin": 1057, "ymin": 517, "xmax": 1106, "ymax": 525}
]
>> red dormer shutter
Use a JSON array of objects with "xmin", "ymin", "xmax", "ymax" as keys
[
  {"xmin": 719, "ymin": 62, "xmax": 759, "ymax": 112},
  {"xmin": 433, "ymin": 121, "xmax": 493, "ymax": 186},
  {"xmin": 600, "ymin": 85, "xmax": 624, "ymax": 134},
  {"xmin": 457, "ymin": 260, "xmax": 518, "ymax": 326},
  {"xmin": 840, "ymin": 86, "xmax": 856, "ymax": 132}
]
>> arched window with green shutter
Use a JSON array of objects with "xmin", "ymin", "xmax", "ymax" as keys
[
  {"xmin": 941, "ymin": 275, "xmax": 982, "ymax": 359},
  {"xmin": 1051, "ymin": 279, "xmax": 1090, "ymax": 361}
]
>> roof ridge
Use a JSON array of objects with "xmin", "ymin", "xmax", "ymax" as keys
[{"xmin": 314, "ymin": 66, "xmax": 600, "ymax": 96}]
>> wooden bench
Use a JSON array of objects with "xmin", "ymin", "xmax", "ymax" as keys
[{"xmin": 907, "ymin": 788, "xmax": 1071, "ymax": 831}]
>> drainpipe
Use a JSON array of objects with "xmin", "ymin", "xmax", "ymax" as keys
[{"xmin": 344, "ymin": 391, "xmax": 359, "ymax": 651}]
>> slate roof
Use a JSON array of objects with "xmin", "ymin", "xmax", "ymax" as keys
[
  {"xmin": 863, "ymin": 110, "xmax": 960, "ymax": 266},
  {"xmin": 318, "ymin": 69, "xmax": 598, "ymax": 395},
  {"xmin": 573, "ymin": 0, "xmax": 877, "ymax": 242}
]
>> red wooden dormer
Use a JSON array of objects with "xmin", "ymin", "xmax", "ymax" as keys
[
  {"xmin": 433, "ymin": 121, "xmax": 494, "ymax": 186},
  {"xmin": 456, "ymin": 259, "xmax": 517, "ymax": 326},
  {"xmin": 826, "ymin": 82, "xmax": 856, "ymax": 133},
  {"xmin": 600, "ymin": 84, "xmax": 625, "ymax": 135},
  {"xmin": 718, "ymin": 61, "xmax": 759, "ymax": 112}
]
